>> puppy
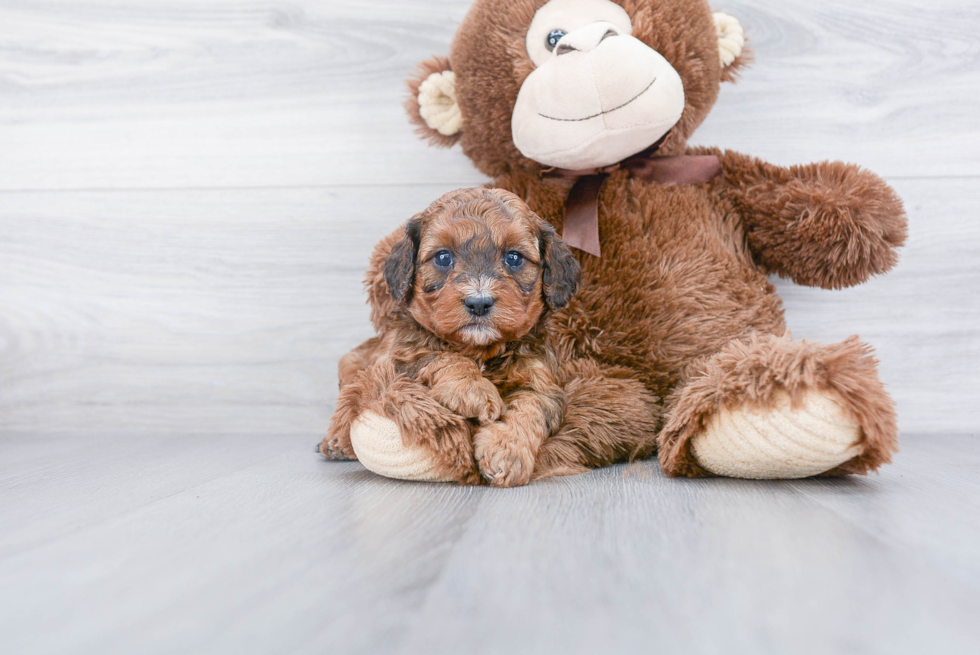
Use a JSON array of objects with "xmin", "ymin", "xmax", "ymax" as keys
[{"xmin": 322, "ymin": 187, "xmax": 581, "ymax": 486}]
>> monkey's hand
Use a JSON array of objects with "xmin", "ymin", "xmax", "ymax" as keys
[{"xmin": 710, "ymin": 148, "xmax": 907, "ymax": 290}]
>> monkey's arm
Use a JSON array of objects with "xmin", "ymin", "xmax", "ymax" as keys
[{"xmin": 707, "ymin": 148, "xmax": 907, "ymax": 289}]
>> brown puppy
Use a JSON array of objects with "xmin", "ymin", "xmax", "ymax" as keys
[{"xmin": 323, "ymin": 187, "xmax": 583, "ymax": 486}]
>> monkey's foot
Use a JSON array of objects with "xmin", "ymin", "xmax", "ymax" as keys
[
  {"xmin": 349, "ymin": 411, "xmax": 455, "ymax": 482},
  {"xmin": 690, "ymin": 389, "xmax": 863, "ymax": 479}
]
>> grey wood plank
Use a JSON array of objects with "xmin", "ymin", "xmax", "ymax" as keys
[
  {"xmin": 0, "ymin": 444, "xmax": 485, "ymax": 655},
  {"xmin": 0, "ymin": 0, "xmax": 978, "ymax": 190},
  {"xmin": 1, "ymin": 178, "xmax": 976, "ymax": 437},
  {"xmin": 789, "ymin": 435, "xmax": 980, "ymax": 591},
  {"xmin": 392, "ymin": 451, "xmax": 980, "ymax": 655},
  {"xmin": 693, "ymin": 0, "xmax": 980, "ymax": 176},
  {"xmin": 0, "ymin": 433, "xmax": 302, "ymax": 558},
  {"xmin": 0, "ymin": 183, "xmax": 462, "ymax": 437},
  {"xmin": 0, "ymin": 435, "xmax": 977, "ymax": 655}
]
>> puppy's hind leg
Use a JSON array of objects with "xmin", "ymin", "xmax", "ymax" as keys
[
  {"xmin": 321, "ymin": 371, "xmax": 370, "ymax": 461},
  {"xmin": 320, "ymin": 337, "xmax": 386, "ymax": 458},
  {"xmin": 338, "ymin": 336, "xmax": 383, "ymax": 388},
  {"xmin": 533, "ymin": 363, "xmax": 661, "ymax": 481}
]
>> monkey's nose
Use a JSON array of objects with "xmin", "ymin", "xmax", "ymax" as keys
[
  {"xmin": 555, "ymin": 22, "xmax": 621, "ymax": 55},
  {"xmin": 464, "ymin": 295, "xmax": 495, "ymax": 317}
]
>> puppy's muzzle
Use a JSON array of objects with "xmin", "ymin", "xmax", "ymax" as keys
[{"xmin": 463, "ymin": 295, "xmax": 495, "ymax": 317}]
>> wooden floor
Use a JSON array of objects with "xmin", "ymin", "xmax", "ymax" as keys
[
  {"xmin": 1, "ymin": 433, "xmax": 979, "ymax": 653},
  {"xmin": 1, "ymin": 1, "xmax": 979, "ymax": 653}
]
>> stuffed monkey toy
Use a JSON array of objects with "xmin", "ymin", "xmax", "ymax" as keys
[{"xmin": 322, "ymin": 0, "xmax": 907, "ymax": 483}]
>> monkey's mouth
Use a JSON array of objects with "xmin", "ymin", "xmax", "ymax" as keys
[{"xmin": 538, "ymin": 77, "xmax": 657, "ymax": 123}]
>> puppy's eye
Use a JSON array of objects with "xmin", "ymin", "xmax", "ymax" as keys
[
  {"xmin": 433, "ymin": 250, "xmax": 454, "ymax": 270},
  {"xmin": 504, "ymin": 251, "xmax": 525, "ymax": 269},
  {"xmin": 545, "ymin": 29, "xmax": 566, "ymax": 52}
]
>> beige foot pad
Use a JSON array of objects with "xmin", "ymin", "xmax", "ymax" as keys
[
  {"xmin": 690, "ymin": 389, "xmax": 863, "ymax": 479},
  {"xmin": 349, "ymin": 411, "xmax": 454, "ymax": 482}
]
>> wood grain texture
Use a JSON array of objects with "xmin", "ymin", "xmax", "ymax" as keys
[
  {"xmin": 0, "ymin": 434, "xmax": 978, "ymax": 654},
  {"xmin": 0, "ymin": 0, "xmax": 978, "ymax": 190},
  {"xmin": 0, "ymin": 183, "xmax": 458, "ymax": 436}
]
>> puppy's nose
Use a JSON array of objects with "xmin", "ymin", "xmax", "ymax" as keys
[{"xmin": 464, "ymin": 295, "xmax": 495, "ymax": 317}]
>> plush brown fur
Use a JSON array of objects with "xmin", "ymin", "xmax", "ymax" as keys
[
  {"xmin": 322, "ymin": 188, "xmax": 660, "ymax": 486},
  {"xmin": 390, "ymin": 0, "xmax": 909, "ymax": 479},
  {"xmin": 656, "ymin": 333, "xmax": 898, "ymax": 477}
]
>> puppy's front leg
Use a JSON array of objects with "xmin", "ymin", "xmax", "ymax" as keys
[
  {"xmin": 475, "ymin": 389, "xmax": 562, "ymax": 488},
  {"xmin": 417, "ymin": 355, "xmax": 504, "ymax": 426}
]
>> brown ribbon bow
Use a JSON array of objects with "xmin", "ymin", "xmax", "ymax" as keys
[{"xmin": 543, "ymin": 141, "xmax": 723, "ymax": 257}]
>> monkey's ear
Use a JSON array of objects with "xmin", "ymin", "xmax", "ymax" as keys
[
  {"xmin": 713, "ymin": 13, "xmax": 751, "ymax": 83},
  {"xmin": 405, "ymin": 56, "xmax": 462, "ymax": 147},
  {"xmin": 384, "ymin": 218, "xmax": 422, "ymax": 304},
  {"xmin": 539, "ymin": 222, "xmax": 581, "ymax": 311}
]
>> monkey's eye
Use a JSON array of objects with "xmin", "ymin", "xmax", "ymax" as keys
[
  {"xmin": 433, "ymin": 250, "xmax": 454, "ymax": 270},
  {"xmin": 504, "ymin": 251, "xmax": 525, "ymax": 269},
  {"xmin": 545, "ymin": 29, "xmax": 567, "ymax": 52}
]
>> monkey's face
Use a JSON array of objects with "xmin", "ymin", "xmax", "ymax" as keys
[
  {"xmin": 512, "ymin": 0, "xmax": 686, "ymax": 170},
  {"xmin": 384, "ymin": 188, "xmax": 581, "ymax": 348},
  {"xmin": 407, "ymin": 0, "xmax": 747, "ymax": 177}
]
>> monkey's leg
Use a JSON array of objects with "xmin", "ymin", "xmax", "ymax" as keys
[
  {"xmin": 320, "ymin": 363, "xmax": 482, "ymax": 485},
  {"xmin": 658, "ymin": 332, "xmax": 897, "ymax": 479}
]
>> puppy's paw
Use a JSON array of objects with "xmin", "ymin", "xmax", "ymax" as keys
[
  {"xmin": 474, "ymin": 423, "xmax": 536, "ymax": 488},
  {"xmin": 434, "ymin": 377, "xmax": 504, "ymax": 425},
  {"xmin": 319, "ymin": 436, "xmax": 357, "ymax": 461}
]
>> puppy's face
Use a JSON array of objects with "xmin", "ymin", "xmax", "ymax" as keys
[{"xmin": 384, "ymin": 188, "xmax": 580, "ymax": 348}]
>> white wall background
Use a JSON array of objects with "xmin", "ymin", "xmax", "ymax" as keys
[{"xmin": 0, "ymin": 0, "xmax": 977, "ymax": 437}]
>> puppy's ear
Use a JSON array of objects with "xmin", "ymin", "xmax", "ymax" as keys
[
  {"xmin": 405, "ymin": 56, "xmax": 462, "ymax": 148},
  {"xmin": 539, "ymin": 222, "xmax": 581, "ymax": 311},
  {"xmin": 384, "ymin": 218, "xmax": 422, "ymax": 304}
]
